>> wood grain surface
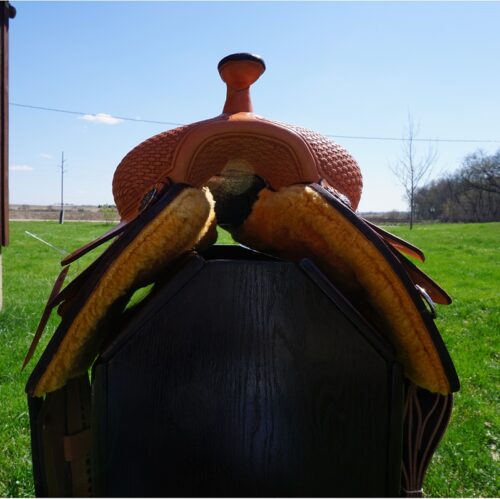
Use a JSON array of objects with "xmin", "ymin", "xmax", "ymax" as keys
[{"xmin": 92, "ymin": 252, "xmax": 403, "ymax": 497}]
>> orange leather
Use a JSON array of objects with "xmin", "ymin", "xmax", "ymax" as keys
[
  {"xmin": 219, "ymin": 56, "xmax": 265, "ymax": 114},
  {"xmin": 112, "ymin": 54, "xmax": 363, "ymax": 222}
]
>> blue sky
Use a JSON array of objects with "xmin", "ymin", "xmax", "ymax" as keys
[{"xmin": 8, "ymin": 1, "xmax": 500, "ymax": 212}]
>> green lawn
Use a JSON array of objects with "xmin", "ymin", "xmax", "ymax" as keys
[
  {"xmin": 383, "ymin": 223, "xmax": 500, "ymax": 497},
  {"xmin": 0, "ymin": 221, "xmax": 498, "ymax": 497}
]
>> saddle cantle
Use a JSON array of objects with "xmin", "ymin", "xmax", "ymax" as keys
[{"xmin": 112, "ymin": 53, "xmax": 363, "ymax": 223}]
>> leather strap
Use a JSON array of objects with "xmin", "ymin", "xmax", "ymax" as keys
[
  {"xmin": 398, "ymin": 254, "xmax": 452, "ymax": 305},
  {"xmin": 22, "ymin": 266, "xmax": 70, "ymax": 369},
  {"xmin": 362, "ymin": 218, "xmax": 425, "ymax": 262},
  {"xmin": 61, "ymin": 220, "xmax": 128, "ymax": 266},
  {"xmin": 378, "ymin": 238, "xmax": 451, "ymax": 305},
  {"xmin": 54, "ymin": 249, "xmax": 113, "ymax": 317},
  {"xmin": 401, "ymin": 381, "xmax": 453, "ymax": 497}
]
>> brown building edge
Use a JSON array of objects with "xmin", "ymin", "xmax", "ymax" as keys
[
  {"xmin": 1, "ymin": 1, "xmax": 15, "ymax": 309},
  {"xmin": 1, "ymin": 1, "xmax": 15, "ymax": 245}
]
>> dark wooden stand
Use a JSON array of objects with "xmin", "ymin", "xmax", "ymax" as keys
[{"xmin": 91, "ymin": 246, "xmax": 404, "ymax": 497}]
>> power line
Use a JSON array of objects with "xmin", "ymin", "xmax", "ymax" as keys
[
  {"xmin": 10, "ymin": 102, "xmax": 500, "ymax": 144},
  {"xmin": 324, "ymin": 134, "xmax": 500, "ymax": 144},
  {"xmin": 10, "ymin": 102, "xmax": 184, "ymax": 127}
]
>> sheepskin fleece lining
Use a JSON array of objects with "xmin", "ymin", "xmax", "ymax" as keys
[
  {"xmin": 235, "ymin": 185, "xmax": 449, "ymax": 394},
  {"xmin": 34, "ymin": 188, "xmax": 215, "ymax": 396}
]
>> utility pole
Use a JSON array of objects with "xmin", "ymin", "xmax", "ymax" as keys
[{"xmin": 59, "ymin": 151, "xmax": 66, "ymax": 224}]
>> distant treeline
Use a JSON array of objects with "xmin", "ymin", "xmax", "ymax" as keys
[{"xmin": 414, "ymin": 148, "xmax": 500, "ymax": 223}]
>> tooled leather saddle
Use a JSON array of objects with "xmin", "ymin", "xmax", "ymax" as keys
[{"xmin": 25, "ymin": 53, "xmax": 458, "ymax": 497}]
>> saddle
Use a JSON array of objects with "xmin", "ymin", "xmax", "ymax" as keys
[{"xmin": 24, "ymin": 53, "xmax": 459, "ymax": 496}]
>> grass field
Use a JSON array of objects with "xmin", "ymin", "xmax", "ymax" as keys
[{"xmin": 0, "ymin": 221, "xmax": 498, "ymax": 497}]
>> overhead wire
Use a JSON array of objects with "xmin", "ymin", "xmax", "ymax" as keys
[
  {"xmin": 10, "ymin": 103, "xmax": 184, "ymax": 127},
  {"xmin": 10, "ymin": 102, "xmax": 500, "ymax": 144}
]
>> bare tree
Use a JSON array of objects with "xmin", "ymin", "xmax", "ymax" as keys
[
  {"xmin": 412, "ymin": 148, "xmax": 500, "ymax": 223},
  {"xmin": 390, "ymin": 114, "xmax": 437, "ymax": 229},
  {"xmin": 461, "ymin": 149, "xmax": 500, "ymax": 195}
]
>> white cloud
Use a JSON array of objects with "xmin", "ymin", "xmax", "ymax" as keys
[
  {"xmin": 39, "ymin": 153, "xmax": 52, "ymax": 159},
  {"xmin": 78, "ymin": 113, "xmax": 123, "ymax": 125},
  {"xmin": 10, "ymin": 164, "xmax": 34, "ymax": 172}
]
